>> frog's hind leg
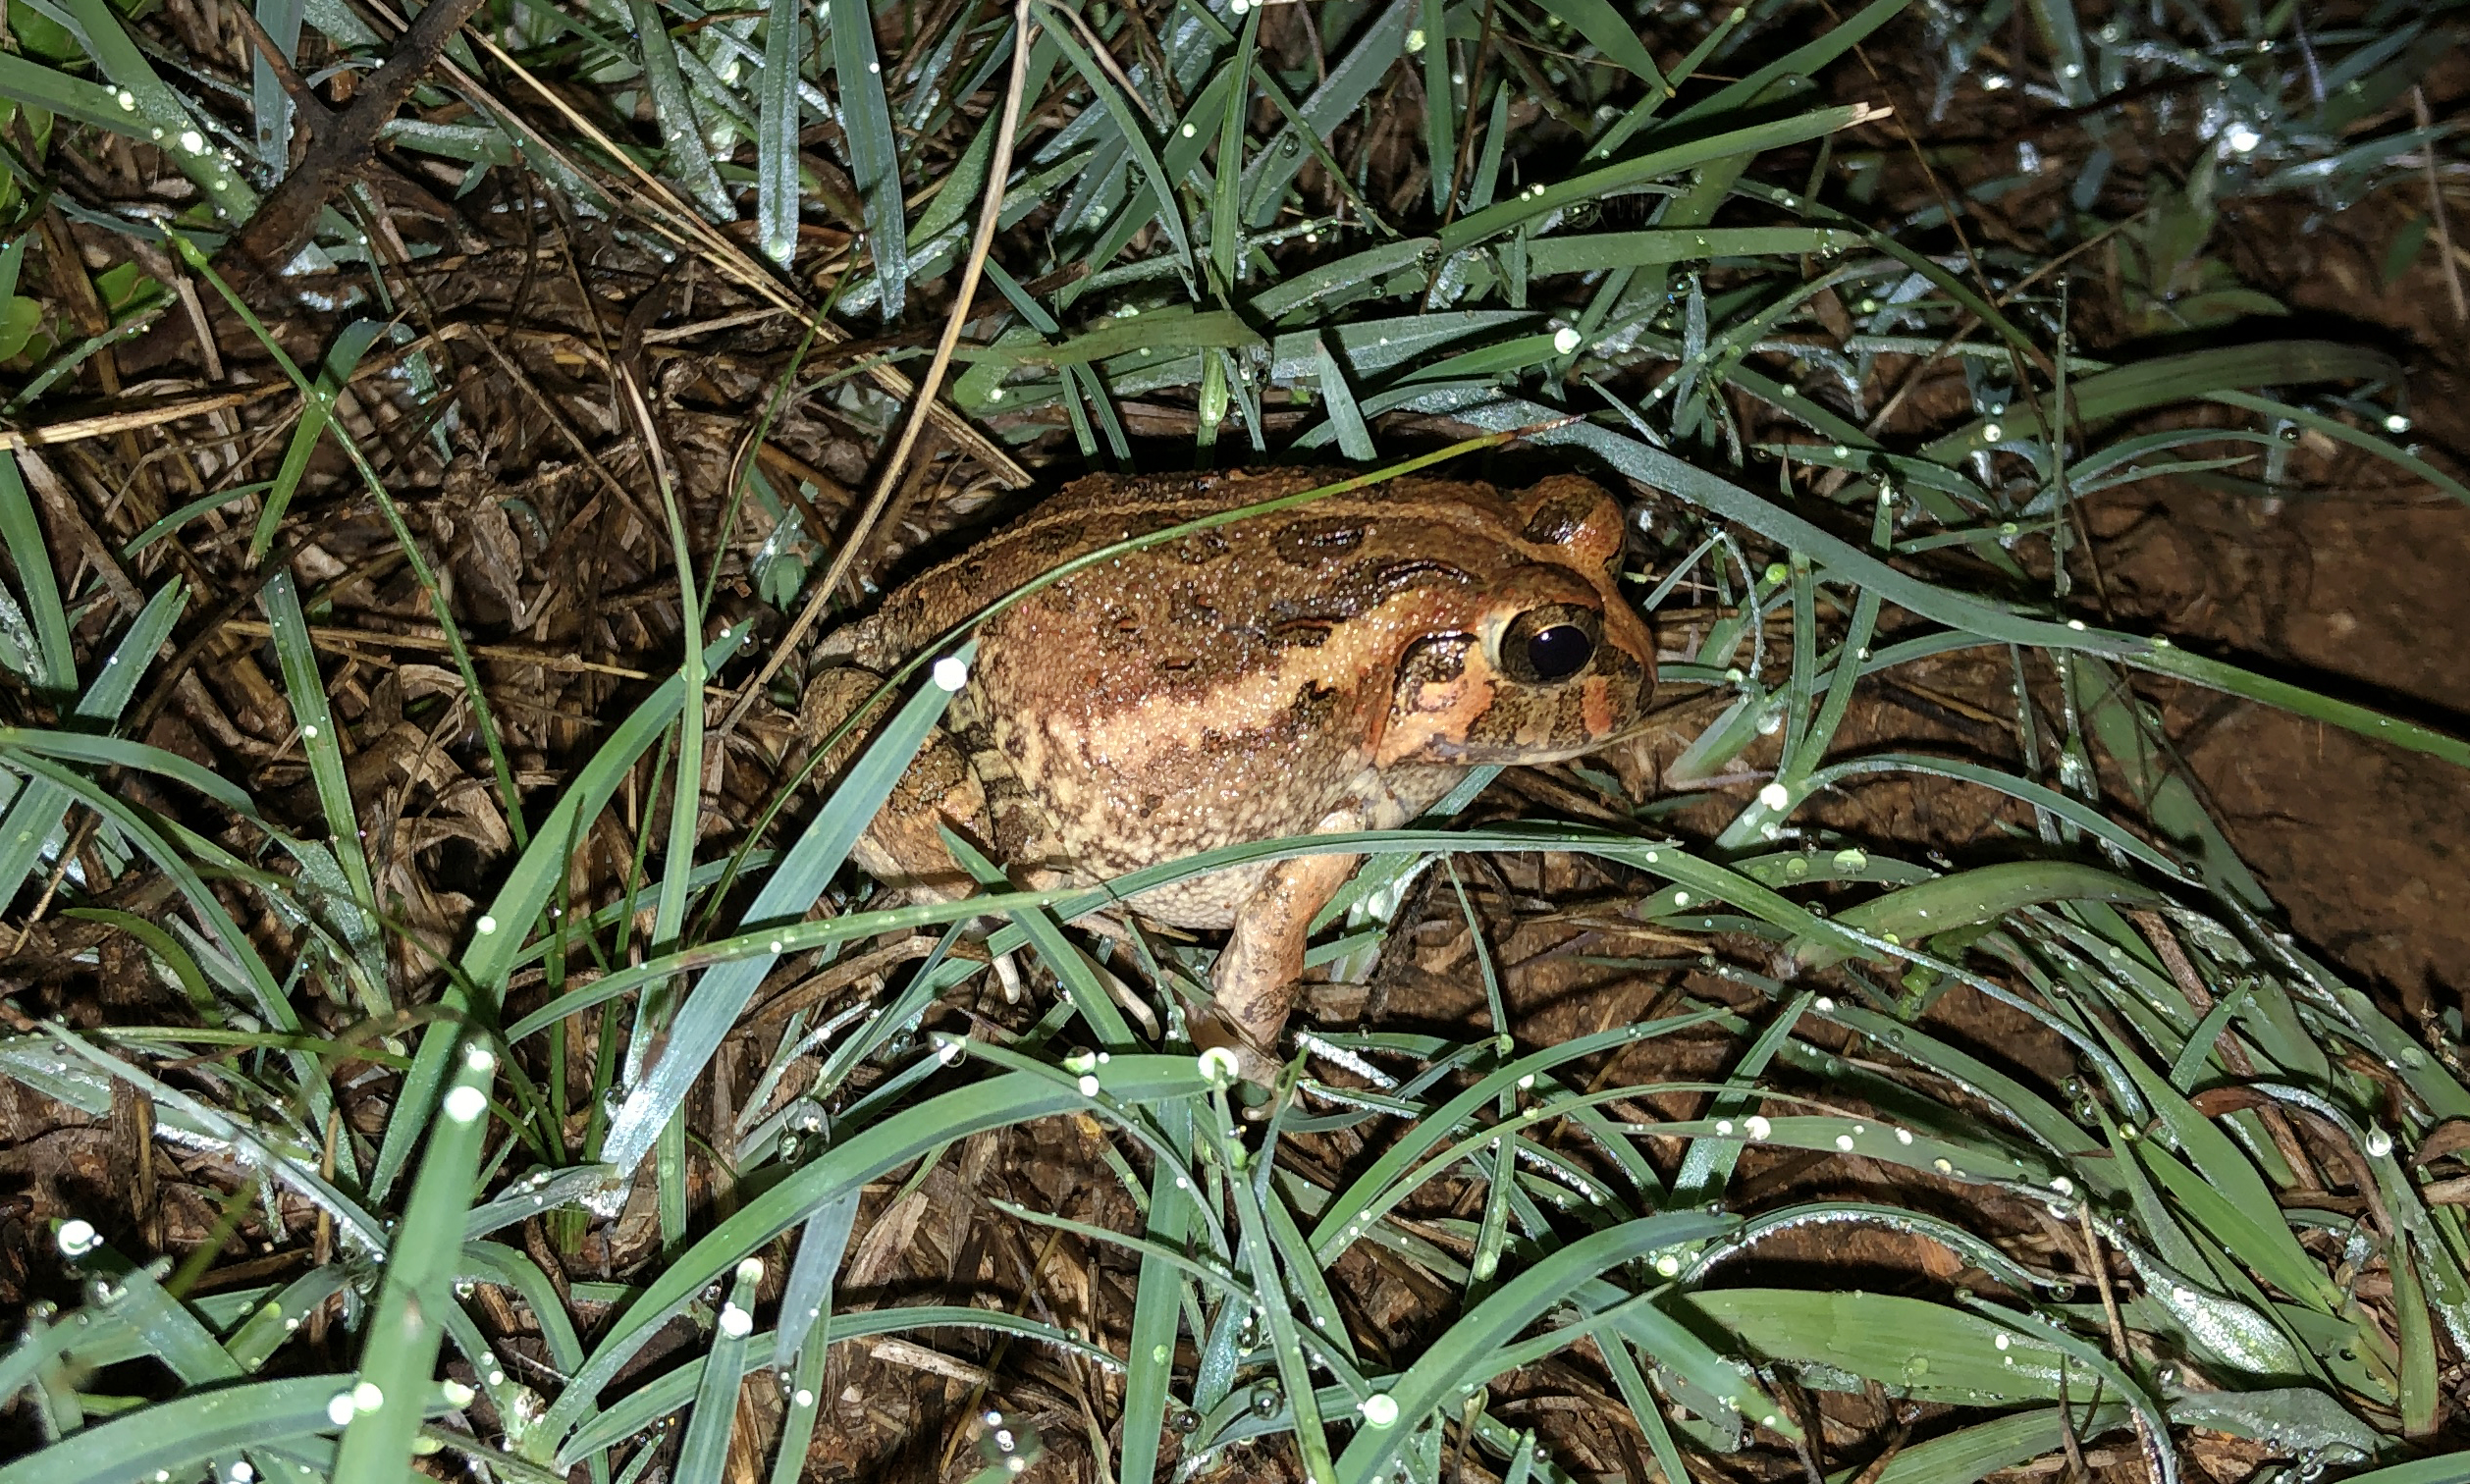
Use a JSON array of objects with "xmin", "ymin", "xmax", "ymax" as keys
[
  {"xmin": 800, "ymin": 665, "xmax": 992, "ymax": 903},
  {"xmin": 1193, "ymin": 838, "xmax": 1365, "ymax": 1089}
]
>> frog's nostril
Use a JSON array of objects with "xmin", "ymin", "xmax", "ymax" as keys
[{"xmin": 1525, "ymin": 623, "xmax": 1594, "ymax": 680}]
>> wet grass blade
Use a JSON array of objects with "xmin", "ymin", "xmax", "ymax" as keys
[
  {"xmin": 541, "ymin": 1057, "xmax": 1208, "ymax": 1463},
  {"xmin": 625, "ymin": 0, "xmax": 731, "ymax": 216},
  {"xmin": 251, "ymin": 321, "xmax": 383, "ymax": 564},
  {"xmin": 756, "ymin": 0, "xmax": 804, "ymax": 265},
  {"xmin": 0, "ymin": 454, "xmax": 70, "ymax": 693},
  {"xmin": 597, "ymin": 654, "xmax": 965, "ymax": 1176},
  {"xmin": 0, "ymin": 1373, "xmax": 438, "ymax": 1484},
  {"xmin": 333, "ymin": 1035, "xmax": 500, "ymax": 1475},
  {"xmin": 831, "ymin": 0, "xmax": 910, "ymax": 316},
  {"xmin": 262, "ymin": 571, "xmax": 376, "ymax": 914},
  {"xmin": 1333, "ymin": 1212, "xmax": 1747, "ymax": 1483},
  {"xmin": 674, "ymin": 1254, "xmax": 764, "ymax": 1479}
]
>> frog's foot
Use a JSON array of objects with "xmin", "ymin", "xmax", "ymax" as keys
[{"xmin": 1188, "ymin": 999, "xmax": 1286, "ymax": 1093}]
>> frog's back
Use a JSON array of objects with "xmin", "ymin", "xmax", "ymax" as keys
[{"xmin": 826, "ymin": 468, "xmax": 1342, "ymax": 669}]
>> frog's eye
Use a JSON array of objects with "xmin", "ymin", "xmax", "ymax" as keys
[{"xmin": 1502, "ymin": 604, "xmax": 1601, "ymax": 683}]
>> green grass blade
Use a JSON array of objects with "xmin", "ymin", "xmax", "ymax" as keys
[
  {"xmin": 372, "ymin": 623, "xmax": 746, "ymax": 1202},
  {"xmin": 1535, "ymin": 0, "xmax": 1668, "ymax": 93},
  {"xmin": 250, "ymin": 321, "xmax": 383, "ymax": 565},
  {"xmin": 0, "ymin": 1373, "xmax": 448, "ymax": 1484},
  {"xmin": 262, "ymin": 571, "xmax": 376, "ymax": 912},
  {"xmin": 1117, "ymin": 1097, "xmax": 1195, "ymax": 1484},
  {"xmin": 674, "ymin": 1254, "xmax": 764, "ymax": 1479},
  {"xmin": 542, "ymin": 1057, "xmax": 1209, "ymax": 1462},
  {"xmin": 625, "ymin": 0, "xmax": 731, "ymax": 216},
  {"xmin": 831, "ymin": 0, "xmax": 909, "ymax": 316},
  {"xmin": 1334, "ymin": 1212, "xmax": 1745, "ymax": 1482},
  {"xmin": 1044, "ymin": 22, "xmax": 1195, "ymax": 284},
  {"xmin": 0, "ymin": 579, "xmax": 181, "ymax": 908},
  {"xmin": 0, "ymin": 454, "xmax": 70, "ymax": 692},
  {"xmin": 1436, "ymin": 105, "xmax": 1878, "ymax": 256},
  {"xmin": 756, "ymin": 0, "xmax": 804, "ymax": 265},
  {"xmin": 1868, "ymin": 1404, "xmax": 2131, "ymax": 1484},
  {"xmin": 598, "ymin": 654, "xmax": 964, "ymax": 1176},
  {"xmin": 1242, "ymin": 0, "xmax": 1410, "ymax": 226},
  {"xmin": 54, "ymin": 0, "xmax": 257, "ymax": 218},
  {"xmin": 334, "ymin": 1035, "xmax": 500, "ymax": 1475},
  {"xmin": 1208, "ymin": 5, "xmax": 1260, "ymax": 290},
  {"xmin": 1418, "ymin": 0, "xmax": 1452, "ymax": 215}
]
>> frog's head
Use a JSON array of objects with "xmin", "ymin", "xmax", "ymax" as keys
[{"xmin": 1375, "ymin": 475, "xmax": 1657, "ymax": 768}]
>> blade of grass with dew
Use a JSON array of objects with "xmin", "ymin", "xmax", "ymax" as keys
[
  {"xmin": 755, "ymin": 0, "xmax": 803, "ymax": 265},
  {"xmin": 1915, "ymin": 342, "xmax": 2406, "ymax": 463},
  {"xmin": 1435, "ymin": 104, "xmax": 1881, "ymax": 257},
  {"xmin": 72, "ymin": 1240, "xmax": 242, "ymax": 1382},
  {"xmin": 1334, "ymin": 1213, "xmax": 1749, "ymax": 1483},
  {"xmin": 1312, "ymin": 333, "xmax": 1377, "ymax": 460},
  {"xmin": 764, "ymin": 1192, "xmax": 857, "ymax": 1484},
  {"xmin": 0, "ymin": 51, "xmax": 184, "ymax": 141},
  {"xmin": 1469, "ymin": 392, "xmax": 2470, "ymax": 768},
  {"xmin": 0, "ymin": 454, "xmax": 69, "ymax": 693},
  {"xmin": 1116, "ymin": 1095, "xmax": 1196, "ymax": 1484},
  {"xmin": 0, "ymin": 1373, "xmax": 453, "ymax": 1484},
  {"xmin": 10, "ymin": 761, "xmax": 296, "ymax": 1032},
  {"xmin": 1419, "ymin": 0, "xmax": 1452, "ymax": 216},
  {"xmin": 1684, "ymin": 1289, "xmax": 2074, "ymax": 1404},
  {"xmin": 370, "ymin": 622, "xmax": 747, "ymax": 1201},
  {"xmin": 1208, "ymin": 3, "xmax": 1261, "ymax": 291},
  {"xmin": 940, "ymin": 826, "xmax": 1137, "ymax": 1048},
  {"xmin": 1241, "ymin": 0, "xmax": 1410, "ymax": 226},
  {"xmin": 1670, "ymin": 991, "xmax": 1813, "ymax": 1210},
  {"xmin": 624, "ymin": 380, "xmax": 714, "ymax": 1226},
  {"xmin": 249, "ymin": 0, "xmax": 305, "ymax": 166},
  {"xmin": 1042, "ymin": 22, "xmax": 1196, "ymax": 286},
  {"xmin": 224, "ymin": 1267, "xmax": 352, "ymax": 1372},
  {"xmin": 52, "ymin": 0, "xmax": 258, "ymax": 218},
  {"xmin": 1217, "ymin": 1107, "xmax": 1340, "ymax": 1484},
  {"xmin": 261, "ymin": 572, "xmax": 376, "ymax": 916},
  {"xmin": 673, "ymin": 1254, "xmax": 764, "ymax": 1480},
  {"xmin": 249, "ymin": 320, "xmax": 384, "ymax": 565},
  {"xmin": 1536, "ymin": 0, "xmax": 1669, "ymax": 92},
  {"xmin": 830, "ymin": 0, "xmax": 910, "ymax": 316},
  {"xmin": 1796, "ymin": 861, "xmax": 2170, "ymax": 968},
  {"xmin": 596, "ymin": 652, "xmax": 968, "ymax": 1176},
  {"xmin": 540, "ymin": 1057, "xmax": 1209, "ymax": 1464},
  {"xmin": 1868, "ymin": 1404, "xmax": 2134, "ymax": 1484},
  {"xmin": 332, "ymin": 1034, "xmax": 499, "ymax": 1475},
  {"xmin": 1309, "ymin": 1011, "xmax": 1731, "ymax": 1260},
  {"xmin": 622, "ymin": 0, "xmax": 730, "ymax": 216},
  {"xmin": 565, "ymin": 1303, "xmax": 1144, "ymax": 1465},
  {"xmin": 0, "ymin": 578, "xmax": 179, "ymax": 906}
]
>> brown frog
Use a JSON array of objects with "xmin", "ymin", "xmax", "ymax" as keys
[{"xmin": 805, "ymin": 467, "xmax": 1656, "ymax": 1081}]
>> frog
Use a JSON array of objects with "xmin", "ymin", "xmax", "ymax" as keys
[{"xmin": 802, "ymin": 466, "xmax": 1657, "ymax": 1083}]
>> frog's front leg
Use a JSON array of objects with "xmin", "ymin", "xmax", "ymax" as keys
[
  {"xmin": 802, "ymin": 666, "xmax": 992, "ymax": 903},
  {"xmin": 1193, "ymin": 816, "xmax": 1367, "ymax": 1086}
]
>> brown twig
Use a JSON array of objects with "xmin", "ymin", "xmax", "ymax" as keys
[
  {"xmin": 221, "ymin": 0, "xmax": 496, "ymax": 279},
  {"xmin": 2412, "ymin": 87, "xmax": 2466, "ymax": 325}
]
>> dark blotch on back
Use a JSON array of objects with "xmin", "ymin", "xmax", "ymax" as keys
[
  {"xmin": 1275, "ymin": 517, "xmax": 1369, "ymax": 564},
  {"xmin": 1028, "ymin": 521, "xmax": 1085, "ymax": 556},
  {"xmin": 1376, "ymin": 558, "xmax": 1474, "ymax": 594}
]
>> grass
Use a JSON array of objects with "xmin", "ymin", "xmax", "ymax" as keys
[{"xmin": 0, "ymin": 0, "xmax": 2457, "ymax": 1480}]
